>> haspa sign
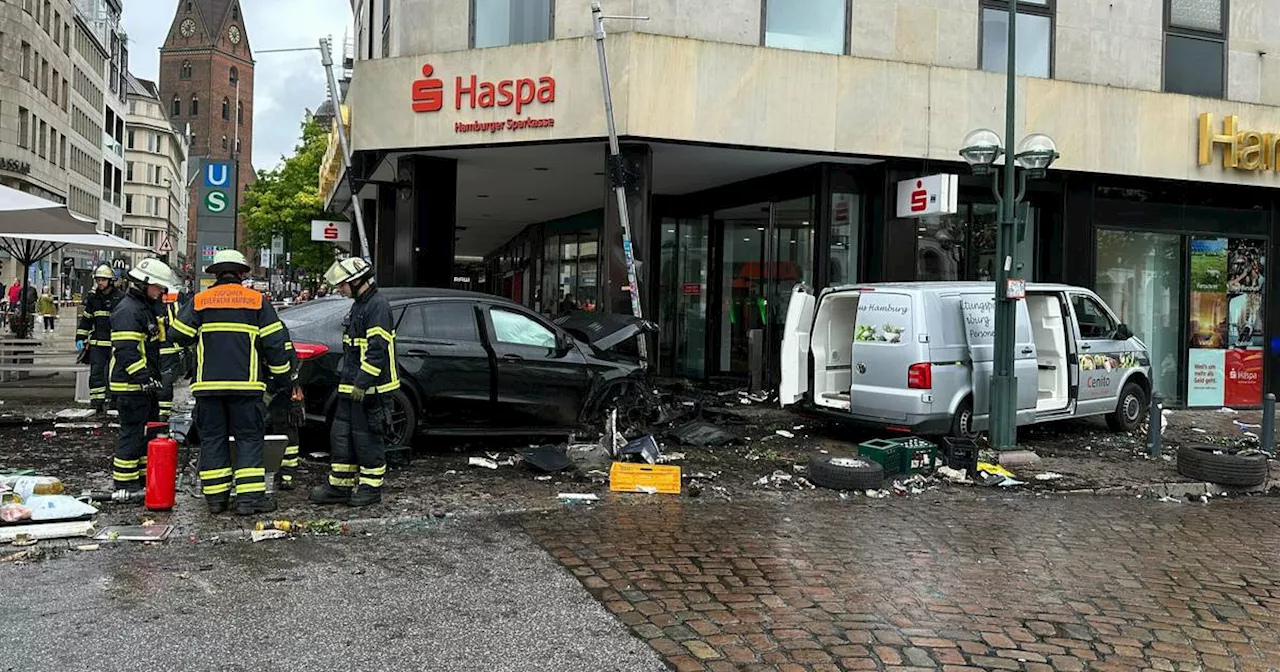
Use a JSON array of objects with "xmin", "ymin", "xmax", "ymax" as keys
[{"xmin": 411, "ymin": 63, "xmax": 556, "ymax": 134}]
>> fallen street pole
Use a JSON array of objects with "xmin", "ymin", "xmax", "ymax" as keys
[{"xmin": 591, "ymin": 2, "xmax": 649, "ymax": 366}]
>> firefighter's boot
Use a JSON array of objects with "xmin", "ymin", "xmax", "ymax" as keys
[{"xmin": 309, "ymin": 484, "xmax": 351, "ymax": 505}]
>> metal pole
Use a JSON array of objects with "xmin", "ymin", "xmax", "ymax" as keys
[
  {"xmin": 1149, "ymin": 391, "xmax": 1163, "ymax": 457},
  {"xmin": 1262, "ymin": 392, "xmax": 1275, "ymax": 454},
  {"xmin": 592, "ymin": 2, "xmax": 649, "ymax": 365},
  {"xmin": 319, "ymin": 37, "xmax": 372, "ymax": 263},
  {"xmin": 990, "ymin": 0, "xmax": 1020, "ymax": 451}
]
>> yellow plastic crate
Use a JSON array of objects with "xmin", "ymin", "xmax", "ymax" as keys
[{"xmin": 609, "ymin": 462, "xmax": 682, "ymax": 494}]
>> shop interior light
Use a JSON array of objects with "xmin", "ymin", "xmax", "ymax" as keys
[
  {"xmin": 959, "ymin": 128, "xmax": 1003, "ymax": 175},
  {"xmin": 1013, "ymin": 133, "xmax": 1060, "ymax": 178}
]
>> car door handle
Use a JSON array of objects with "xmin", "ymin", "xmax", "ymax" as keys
[
  {"xmin": 501, "ymin": 353, "xmax": 523, "ymax": 361},
  {"xmin": 405, "ymin": 349, "xmax": 429, "ymax": 356},
  {"xmin": 1080, "ymin": 344, "xmax": 1092, "ymax": 351},
  {"xmin": 1021, "ymin": 348, "xmax": 1033, "ymax": 355}
]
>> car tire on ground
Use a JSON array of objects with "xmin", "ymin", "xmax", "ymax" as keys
[
  {"xmin": 1176, "ymin": 444, "xmax": 1269, "ymax": 487},
  {"xmin": 950, "ymin": 398, "xmax": 977, "ymax": 439},
  {"xmin": 808, "ymin": 455, "xmax": 884, "ymax": 491},
  {"xmin": 1106, "ymin": 381, "xmax": 1148, "ymax": 432}
]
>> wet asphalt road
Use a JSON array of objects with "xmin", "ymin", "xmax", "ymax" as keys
[{"xmin": 0, "ymin": 519, "xmax": 665, "ymax": 672}]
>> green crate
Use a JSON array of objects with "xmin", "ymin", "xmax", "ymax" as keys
[
  {"xmin": 856, "ymin": 438, "xmax": 904, "ymax": 476},
  {"xmin": 893, "ymin": 437, "xmax": 938, "ymax": 474}
]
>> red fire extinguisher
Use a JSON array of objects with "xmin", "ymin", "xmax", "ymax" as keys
[{"xmin": 145, "ymin": 433, "xmax": 179, "ymax": 511}]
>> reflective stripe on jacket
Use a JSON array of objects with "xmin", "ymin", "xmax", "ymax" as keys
[
  {"xmin": 108, "ymin": 288, "xmax": 160, "ymax": 394},
  {"xmin": 78, "ymin": 287, "xmax": 122, "ymax": 347},
  {"xmin": 337, "ymin": 287, "xmax": 399, "ymax": 396},
  {"xmin": 170, "ymin": 279, "xmax": 292, "ymax": 396},
  {"xmin": 156, "ymin": 300, "xmax": 182, "ymax": 363}
]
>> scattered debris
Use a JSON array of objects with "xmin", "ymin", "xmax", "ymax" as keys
[
  {"xmin": 308, "ymin": 452, "xmax": 328, "ymax": 460},
  {"xmin": 533, "ymin": 475, "xmax": 552, "ymax": 481},
  {"xmin": 656, "ymin": 451, "xmax": 685, "ymax": 463},
  {"xmin": 670, "ymin": 421, "xmax": 737, "ymax": 447},
  {"xmin": 53, "ymin": 422, "xmax": 103, "ymax": 429},
  {"xmin": 1, "ymin": 549, "xmax": 35, "ymax": 562},
  {"xmin": 55, "ymin": 408, "xmax": 96, "ymax": 420},
  {"xmin": 467, "ymin": 456, "xmax": 499, "ymax": 470},
  {"xmin": 611, "ymin": 462, "xmax": 681, "ymax": 494},
  {"xmin": 0, "ymin": 520, "xmax": 95, "ymax": 543},
  {"xmin": 251, "ymin": 529, "xmax": 289, "ymax": 542},
  {"xmin": 558, "ymin": 493, "xmax": 599, "ymax": 504},
  {"xmin": 618, "ymin": 435, "xmax": 661, "ymax": 465},
  {"xmin": 40, "ymin": 431, "xmax": 56, "ymax": 439},
  {"xmin": 1218, "ymin": 407, "xmax": 1239, "ymax": 414},
  {"xmin": 94, "ymin": 524, "xmax": 172, "ymax": 542},
  {"xmin": 775, "ymin": 430, "xmax": 795, "ymax": 439},
  {"xmin": 1034, "ymin": 472, "xmax": 1066, "ymax": 481},
  {"xmin": 1158, "ymin": 495, "xmax": 1182, "ymax": 503},
  {"xmin": 936, "ymin": 466, "xmax": 972, "ymax": 484},
  {"xmin": 522, "ymin": 445, "xmax": 572, "ymax": 473},
  {"xmin": 864, "ymin": 489, "xmax": 889, "ymax": 499},
  {"xmin": 24, "ymin": 495, "xmax": 97, "ymax": 521},
  {"xmin": 977, "ymin": 462, "xmax": 1024, "ymax": 487}
]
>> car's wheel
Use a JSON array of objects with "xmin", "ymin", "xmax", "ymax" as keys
[
  {"xmin": 950, "ymin": 398, "xmax": 977, "ymax": 439},
  {"xmin": 808, "ymin": 455, "xmax": 884, "ymax": 491},
  {"xmin": 387, "ymin": 388, "xmax": 418, "ymax": 447},
  {"xmin": 1106, "ymin": 381, "xmax": 1147, "ymax": 432},
  {"xmin": 1176, "ymin": 443, "xmax": 1268, "ymax": 487}
]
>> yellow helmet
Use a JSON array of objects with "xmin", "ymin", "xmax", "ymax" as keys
[
  {"xmin": 322, "ymin": 257, "xmax": 373, "ymax": 286},
  {"xmin": 93, "ymin": 264, "xmax": 115, "ymax": 280}
]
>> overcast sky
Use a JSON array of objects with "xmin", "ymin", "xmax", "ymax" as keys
[{"xmin": 122, "ymin": 0, "xmax": 355, "ymax": 172}]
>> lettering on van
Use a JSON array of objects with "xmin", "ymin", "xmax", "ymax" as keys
[
  {"xmin": 854, "ymin": 295, "xmax": 911, "ymax": 343},
  {"xmin": 961, "ymin": 298, "xmax": 996, "ymax": 344}
]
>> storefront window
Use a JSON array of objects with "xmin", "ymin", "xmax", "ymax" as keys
[
  {"xmin": 981, "ymin": 3, "xmax": 1053, "ymax": 78},
  {"xmin": 543, "ymin": 229, "xmax": 600, "ymax": 313},
  {"xmin": 763, "ymin": 0, "xmax": 847, "ymax": 55},
  {"xmin": 1185, "ymin": 237, "xmax": 1265, "ymax": 407},
  {"xmin": 473, "ymin": 0, "xmax": 552, "ymax": 49},
  {"xmin": 1094, "ymin": 230, "xmax": 1184, "ymax": 403},
  {"xmin": 827, "ymin": 192, "xmax": 860, "ymax": 286},
  {"xmin": 659, "ymin": 217, "xmax": 709, "ymax": 378}
]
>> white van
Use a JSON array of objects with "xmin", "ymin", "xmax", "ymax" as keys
[{"xmin": 780, "ymin": 282, "xmax": 1152, "ymax": 437}]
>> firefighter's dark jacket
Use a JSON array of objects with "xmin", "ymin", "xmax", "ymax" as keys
[
  {"xmin": 108, "ymin": 287, "xmax": 161, "ymax": 395},
  {"xmin": 78, "ymin": 286, "xmax": 123, "ymax": 347},
  {"xmin": 170, "ymin": 279, "xmax": 292, "ymax": 397},
  {"xmin": 338, "ymin": 287, "xmax": 399, "ymax": 397}
]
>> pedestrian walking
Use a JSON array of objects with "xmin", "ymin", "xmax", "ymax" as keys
[
  {"xmin": 37, "ymin": 287, "xmax": 57, "ymax": 333},
  {"xmin": 169, "ymin": 250, "xmax": 293, "ymax": 515},
  {"xmin": 77, "ymin": 265, "xmax": 124, "ymax": 412},
  {"xmin": 109, "ymin": 258, "xmax": 179, "ymax": 492},
  {"xmin": 310, "ymin": 258, "xmax": 397, "ymax": 507}
]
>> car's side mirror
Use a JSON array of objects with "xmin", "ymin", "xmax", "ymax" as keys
[
  {"xmin": 555, "ymin": 331, "xmax": 573, "ymax": 353},
  {"xmin": 1113, "ymin": 323, "xmax": 1134, "ymax": 340}
]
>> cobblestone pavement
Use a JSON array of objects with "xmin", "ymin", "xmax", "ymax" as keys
[{"xmin": 519, "ymin": 495, "xmax": 1280, "ymax": 672}]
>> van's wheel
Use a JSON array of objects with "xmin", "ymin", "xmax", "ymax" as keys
[
  {"xmin": 808, "ymin": 455, "xmax": 884, "ymax": 491},
  {"xmin": 950, "ymin": 399, "xmax": 977, "ymax": 439},
  {"xmin": 1106, "ymin": 382, "xmax": 1147, "ymax": 432}
]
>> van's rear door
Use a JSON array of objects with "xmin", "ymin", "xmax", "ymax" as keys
[
  {"xmin": 850, "ymin": 290, "xmax": 916, "ymax": 421},
  {"xmin": 780, "ymin": 284, "xmax": 816, "ymax": 406}
]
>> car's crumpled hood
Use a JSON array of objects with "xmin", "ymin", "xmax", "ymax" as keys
[{"xmin": 551, "ymin": 310, "xmax": 657, "ymax": 351}]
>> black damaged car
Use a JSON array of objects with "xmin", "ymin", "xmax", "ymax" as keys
[{"xmin": 279, "ymin": 288, "xmax": 651, "ymax": 445}]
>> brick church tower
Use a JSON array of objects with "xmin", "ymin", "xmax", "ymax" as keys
[{"xmin": 158, "ymin": 0, "xmax": 254, "ymax": 275}]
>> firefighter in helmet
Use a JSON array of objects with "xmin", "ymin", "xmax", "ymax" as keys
[
  {"xmin": 154, "ymin": 291, "xmax": 183, "ymax": 421},
  {"xmin": 77, "ymin": 264, "xmax": 123, "ymax": 411},
  {"xmin": 310, "ymin": 257, "xmax": 397, "ymax": 507},
  {"xmin": 169, "ymin": 250, "xmax": 293, "ymax": 515},
  {"xmin": 108, "ymin": 258, "xmax": 178, "ymax": 491}
]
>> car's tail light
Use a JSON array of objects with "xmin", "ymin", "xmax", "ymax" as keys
[
  {"xmin": 907, "ymin": 362, "xmax": 932, "ymax": 390},
  {"xmin": 294, "ymin": 342, "xmax": 329, "ymax": 360}
]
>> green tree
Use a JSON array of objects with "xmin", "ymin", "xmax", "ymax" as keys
[{"xmin": 243, "ymin": 117, "xmax": 345, "ymax": 284}]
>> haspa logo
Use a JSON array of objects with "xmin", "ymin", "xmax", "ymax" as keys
[
  {"xmin": 910, "ymin": 180, "xmax": 928, "ymax": 213},
  {"xmin": 411, "ymin": 63, "xmax": 556, "ymax": 115}
]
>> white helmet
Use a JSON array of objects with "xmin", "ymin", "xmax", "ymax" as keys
[
  {"xmin": 205, "ymin": 249, "xmax": 251, "ymax": 275},
  {"xmin": 93, "ymin": 264, "xmax": 115, "ymax": 280},
  {"xmin": 127, "ymin": 258, "xmax": 179, "ymax": 290},
  {"xmin": 323, "ymin": 257, "xmax": 374, "ymax": 286}
]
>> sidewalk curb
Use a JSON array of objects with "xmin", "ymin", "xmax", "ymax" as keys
[{"xmin": 1050, "ymin": 479, "xmax": 1280, "ymax": 499}]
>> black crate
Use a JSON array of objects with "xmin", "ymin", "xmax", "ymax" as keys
[{"xmin": 941, "ymin": 436, "xmax": 978, "ymax": 476}]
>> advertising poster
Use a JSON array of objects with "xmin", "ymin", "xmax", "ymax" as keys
[
  {"xmin": 1186, "ymin": 238, "xmax": 1228, "ymax": 406},
  {"xmin": 1224, "ymin": 238, "xmax": 1265, "ymax": 406}
]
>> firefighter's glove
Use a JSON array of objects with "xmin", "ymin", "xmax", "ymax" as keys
[
  {"xmin": 75, "ymin": 340, "xmax": 85, "ymax": 352},
  {"xmin": 141, "ymin": 379, "xmax": 163, "ymax": 395},
  {"xmin": 289, "ymin": 400, "xmax": 306, "ymax": 428},
  {"xmin": 350, "ymin": 386, "xmax": 366, "ymax": 403}
]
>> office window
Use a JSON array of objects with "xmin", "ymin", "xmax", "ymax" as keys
[
  {"xmin": 471, "ymin": 0, "xmax": 553, "ymax": 49},
  {"xmin": 60, "ymin": 78, "xmax": 67, "ymax": 111},
  {"xmin": 145, "ymin": 230, "xmax": 158, "ymax": 248},
  {"xmin": 53, "ymin": 11, "xmax": 60, "ymax": 44},
  {"xmin": 49, "ymin": 68, "xmax": 58, "ymax": 105},
  {"xmin": 762, "ymin": 0, "xmax": 847, "ymax": 55},
  {"xmin": 221, "ymin": 97, "xmax": 230, "ymax": 121},
  {"xmin": 127, "ymin": 129, "xmax": 136, "ymax": 148},
  {"xmin": 38, "ymin": 120, "xmax": 46, "ymax": 158},
  {"xmin": 190, "ymin": 94, "xmax": 199, "ymax": 116},
  {"xmin": 1164, "ymin": 0, "xmax": 1226, "ymax": 98},
  {"xmin": 21, "ymin": 41, "xmax": 31, "ymax": 81},
  {"xmin": 126, "ymin": 161, "xmax": 133, "ymax": 181},
  {"xmin": 981, "ymin": 1, "xmax": 1053, "ymax": 78},
  {"xmin": 18, "ymin": 107, "xmax": 29, "ymax": 149},
  {"xmin": 40, "ymin": 58, "xmax": 48, "ymax": 94},
  {"xmin": 181, "ymin": 60, "xmax": 191, "ymax": 79},
  {"xmin": 59, "ymin": 134, "xmax": 66, "ymax": 168},
  {"xmin": 62, "ymin": 24, "xmax": 69, "ymax": 54},
  {"xmin": 125, "ymin": 194, "xmax": 132, "ymax": 213}
]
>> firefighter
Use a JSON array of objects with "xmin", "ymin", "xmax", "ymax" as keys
[
  {"xmin": 310, "ymin": 257, "xmax": 397, "ymax": 507},
  {"xmin": 266, "ymin": 328, "xmax": 305, "ymax": 490},
  {"xmin": 109, "ymin": 258, "xmax": 178, "ymax": 492},
  {"xmin": 169, "ymin": 250, "xmax": 292, "ymax": 515},
  {"xmin": 154, "ymin": 292, "xmax": 181, "ymax": 421},
  {"xmin": 77, "ymin": 265, "xmax": 123, "ymax": 412}
]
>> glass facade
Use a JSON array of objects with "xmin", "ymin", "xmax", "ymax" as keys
[
  {"xmin": 473, "ymin": 0, "xmax": 553, "ymax": 49},
  {"xmin": 916, "ymin": 203, "xmax": 1035, "ymax": 282},
  {"xmin": 981, "ymin": 7, "xmax": 1052, "ymax": 78},
  {"xmin": 542, "ymin": 229, "xmax": 599, "ymax": 314},
  {"xmin": 763, "ymin": 0, "xmax": 847, "ymax": 55}
]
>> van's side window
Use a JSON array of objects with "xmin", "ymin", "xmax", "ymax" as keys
[{"xmin": 1072, "ymin": 295, "xmax": 1116, "ymax": 339}]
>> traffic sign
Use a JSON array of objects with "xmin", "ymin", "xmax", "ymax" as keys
[{"xmin": 157, "ymin": 236, "xmax": 174, "ymax": 253}]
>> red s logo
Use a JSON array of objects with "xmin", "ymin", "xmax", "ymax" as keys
[
  {"xmin": 411, "ymin": 64, "xmax": 444, "ymax": 113},
  {"xmin": 324, "ymin": 224, "xmax": 339, "ymax": 240},
  {"xmin": 910, "ymin": 180, "xmax": 928, "ymax": 212}
]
